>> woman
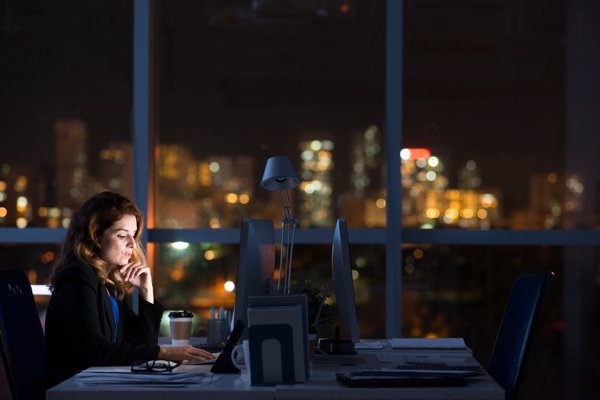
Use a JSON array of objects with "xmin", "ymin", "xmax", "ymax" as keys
[{"xmin": 44, "ymin": 191, "xmax": 213, "ymax": 387}]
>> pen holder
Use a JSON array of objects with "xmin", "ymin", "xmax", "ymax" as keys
[{"xmin": 207, "ymin": 318, "xmax": 229, "ymax": 348}]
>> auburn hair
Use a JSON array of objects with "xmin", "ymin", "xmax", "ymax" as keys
[{"xmin": 51, "ymin": 191, "xmax": 146, "ymax": 300}]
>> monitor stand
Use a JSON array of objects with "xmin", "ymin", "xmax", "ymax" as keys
[{"xmin": 318, "ymin": 327, "xmax": 356, "ymax": 355}]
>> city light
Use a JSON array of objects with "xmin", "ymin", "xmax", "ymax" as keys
[
  {"xmin": 209, "ymin": 162, "xmax": 220, "ymax": 173},
  {"xmin": 239, "ymin": 193, "xmax": 250, "ymax": 204},
  {"xmin": 224, "ymin": 281, "xmax": 235, "ymax": 292},
  {"xmin": 400, "ymin": 148, "xmax": 431, "ymax": 160},
  {"xmin": 171, "ymin": 241, "xmax": 189, "ymax": 250}
]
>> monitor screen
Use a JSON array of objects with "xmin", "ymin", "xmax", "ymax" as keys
[
  {"xmin": 331, "ymin": 218, "xmax": 359, "ymax": 343},
  {"xmin": 231, "ymin": 219, "xmax": 276, "ymax": 333}
]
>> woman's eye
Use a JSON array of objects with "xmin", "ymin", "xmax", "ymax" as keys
[{"xmin": 117, "ymin": 235, "xmax": 126, "ymax": 239}]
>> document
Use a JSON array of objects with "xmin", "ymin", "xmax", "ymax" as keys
[
  {"xmin": 75, "ymin": 367, "xmax": 215, "ymax": 386},
  {"xmin": 390, "ymin": 337, "xmax": 466, "ymax": 350}
]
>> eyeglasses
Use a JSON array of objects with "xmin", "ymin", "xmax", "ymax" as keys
[{"xmin": 131, "ymin": 360, "xmax": 180, "ymax": 373}]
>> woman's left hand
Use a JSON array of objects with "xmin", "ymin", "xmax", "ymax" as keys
[{"xmin": 120, "ymin": 262, "xmax": 154, "ymax": 302}]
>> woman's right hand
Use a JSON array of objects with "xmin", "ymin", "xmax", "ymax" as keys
[{"xmin": 158, "ymin": 345, "xmax": 215, "ymax": 363}]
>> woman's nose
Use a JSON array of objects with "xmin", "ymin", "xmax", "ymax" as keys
[{"xmin": 128, "ymin": 236, "xmax": 136, "ymax": 248}]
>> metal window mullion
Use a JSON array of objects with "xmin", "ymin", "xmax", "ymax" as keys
[
  {"xmin": 385, "ymin": 0, "xmax": 404, "ymax": 339},
  {"xmin": 132, "ymin": 0, "xmax": 154, "ymax": 313}
]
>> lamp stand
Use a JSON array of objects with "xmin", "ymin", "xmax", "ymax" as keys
[{"xmin": 277, "ymin": 189, "xmax": 298, "ymax": 294}]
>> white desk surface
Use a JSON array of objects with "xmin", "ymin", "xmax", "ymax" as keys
[{"xmin": 47, "ymin": 346, "xmax": 504, "ymax": 400}]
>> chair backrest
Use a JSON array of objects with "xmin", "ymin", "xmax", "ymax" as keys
[
  {"xmin": 0, "ymin": 269, "xmax": 46, "ymax": 400},
  {"xmin": 487, "ymin": 271, "xmax": 554, "ymax": 400}
]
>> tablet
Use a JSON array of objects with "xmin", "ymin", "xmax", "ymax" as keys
[{"xmin": 210, "ymin": 320, "xmax": 245, "ymax": 373}]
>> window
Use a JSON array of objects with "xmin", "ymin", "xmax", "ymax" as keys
[
  {"xmin": 156, "ymin": 0, "xmax": 386, "ymax": 230},
  {"xmin": 1, "ymin": 2, "xmax": 598, "ymax": 399}
]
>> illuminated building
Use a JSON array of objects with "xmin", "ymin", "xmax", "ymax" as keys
[
  {"xmin": 0, "ymin": 165, "xmax": 42, "ymax": 228},
  {"xmin": 95, "ymin": 142, "xmax": 133, "ymax": 199},
  {"xmin": 54, "ymin": 119, "xmax": 92, "ymax": 207},
  {"xmin": 401, "ymin": 149, "xmax": 500, "ymax": 229},
  {"xmin": 156, "ymin": 146, "xmax": 255, "ymax": 228},
  {"xmin": 298, "ymin": 139, "xmax": 334, "ymax": 227},
  {"xmin": 347, "ymin": 125, "xmax": 385, "ymax": 228}
]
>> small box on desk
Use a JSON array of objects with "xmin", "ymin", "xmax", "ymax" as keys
[{"xmin": 247, "ymin": 301, "xmax": 309, "ymax": 385}]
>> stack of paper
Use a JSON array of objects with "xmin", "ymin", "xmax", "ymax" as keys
[
  {"xmin": 75, "ymin": 368, "xmax": 214, "ymax": 387},
  {"xmin": 390, "ymin": 338, "xmax": 466, "ymax": 350}
]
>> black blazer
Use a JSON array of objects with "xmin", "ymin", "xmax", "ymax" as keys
[{"xmin": 44, "ymin": 260, "xmax": 164, "ymax": 387}]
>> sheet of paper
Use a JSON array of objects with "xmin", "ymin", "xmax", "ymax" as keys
[
  {"xmin": 354, "ymin": 340, "xmax": 386, "ymax": 350},
  {"xmin": 75, "ymin": 368, "xmax": 215, "ymax": 386},
  {"xmin": 389, "ymin": 338, "xmax": 466, "ymax": 350}
]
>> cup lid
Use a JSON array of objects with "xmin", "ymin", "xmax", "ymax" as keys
[{"xmin": 168, "ymin": 310, "xmax": 193, "ymax": 318}]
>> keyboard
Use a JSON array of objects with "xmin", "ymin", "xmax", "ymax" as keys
[{"xmin": 193, "ymin": 343, "xmax": 225, "ymax": 353}]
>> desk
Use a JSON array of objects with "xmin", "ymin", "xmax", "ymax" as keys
[{"xmin": 47, "ymin": 348, "xmax": 504, "ymax": 400}]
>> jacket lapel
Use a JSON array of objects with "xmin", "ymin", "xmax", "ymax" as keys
[{"xmin": 99, "ymin": 283, "xmax": 116, "ymax": 342}]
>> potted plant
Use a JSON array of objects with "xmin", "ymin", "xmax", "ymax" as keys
[{"xmin": 289, "ymin": 280, "xmax": 332, "ymax": 336}]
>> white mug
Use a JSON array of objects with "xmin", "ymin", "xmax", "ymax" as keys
[{"xmin": 231, "ymin": 339, "xmax": 250, "ymax": 373}]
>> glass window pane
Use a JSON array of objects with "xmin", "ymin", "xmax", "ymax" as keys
[
  {"xmin": 0, "ymin": 2, "xmax": 133, "ymax": 227},
  {"xmin": 154, "ymin": 243, "xmax": 238, "ymax": 336},
  {"xmin": 154, "ymin": 242, "xmax": 386, "ymax": 339},
  {"xmin": 156, "ymin": 0, "xmax": 386, "ymax": 229},
  {"xmin": 401, "ymin": 244, "xmax": 599, "ymax": 400},
  {"xmin": 400, "ymin": 1, "xmax": 598, "ymax": 230}
]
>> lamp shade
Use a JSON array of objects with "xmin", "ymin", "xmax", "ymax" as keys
[{"xmin": 261, "ymin": 156, "xmax": 300, "ymax": 191}]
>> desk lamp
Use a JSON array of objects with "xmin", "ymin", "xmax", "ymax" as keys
[{"xmin": 261, "ymin": 156, "xmax": 300, "ymax": 294}]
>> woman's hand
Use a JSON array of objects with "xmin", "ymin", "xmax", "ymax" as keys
[
  {"xmin": 120, "ymin": 262, "xmax": 154, "ymax": 303},
  {"xmin": 158, "ymin": 345, "xmax": 216, "ymax": 363}
]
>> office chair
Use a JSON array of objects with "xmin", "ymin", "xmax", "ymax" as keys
[
  {"xmin": 487, "ymin": 271, "xmax": 554, "ymax": 400},
  {"xmin": 0, "ymin": 269, "xmax": 46, "ymax": 400}
]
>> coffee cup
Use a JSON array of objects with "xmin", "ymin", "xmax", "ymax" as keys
[
  {"xmin": 168, "ymin": 310, "xmax": 193, "ymax": 345},
  {"xmin": 231, "ymin": 339, "xmax": 250, "ymax": 374}
]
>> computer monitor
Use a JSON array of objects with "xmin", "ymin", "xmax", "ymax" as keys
[
  {"xmin": 231, "ymin": 219, "xmax": 276, "ymax": 334},
  {"xmin": 319, "ymin": 218, "xmax": 359, "ymax": 354}
]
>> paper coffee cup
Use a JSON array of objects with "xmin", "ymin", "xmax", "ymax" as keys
[{"xmin": 168, "ymin": 311, "xmax": 193, "ymax": 345}]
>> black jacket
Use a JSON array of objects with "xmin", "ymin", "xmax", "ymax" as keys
[{"xmin": 44, "ymin": 260, "xmax": 163, "ymax": 387}]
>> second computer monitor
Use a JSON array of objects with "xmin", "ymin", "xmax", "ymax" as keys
[
  {"xmin": 231, "ymin": 218, "xmax": 276, "ymax": 333},
  {"xmin": 331, "ymin": 218, "xmax": 359, "ymax": 344}
]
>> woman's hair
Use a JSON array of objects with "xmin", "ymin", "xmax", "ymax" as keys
[{"xmin": 51, "ymin": 191, "xmax": 146, "ymax": 300}]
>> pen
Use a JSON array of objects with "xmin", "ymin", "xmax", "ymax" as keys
[
  {"xmin": 209, "ymin": 306, "xmax": 215, "ymax": 320},
  {"xmin": 218, "ymin": 306, "xmax": 224, "ymax": 319}
]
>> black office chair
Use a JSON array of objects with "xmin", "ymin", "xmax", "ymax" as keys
[
  {"xmin": 0, "ymin": 269, "xmax": 46, "ymax": 400},
  {"xmin": 487, "ymin": 271, "xmax": 554, "ymax": 400}
]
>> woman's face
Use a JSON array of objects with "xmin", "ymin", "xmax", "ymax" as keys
[{"xmin": 99, "ymin": 214, "xmax": 137, "ymax": 266}]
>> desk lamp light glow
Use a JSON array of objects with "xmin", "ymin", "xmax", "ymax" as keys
[{"xmin": 261, "ymin": 156, "xmax": 300, "ymax": 294}]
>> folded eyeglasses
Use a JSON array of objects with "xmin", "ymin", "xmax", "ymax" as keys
[{"xmin": 131, "ymin": 360, "xmax": 180, "ymax": 373}]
